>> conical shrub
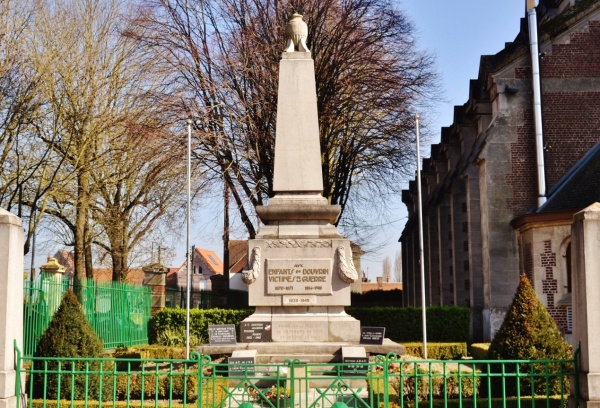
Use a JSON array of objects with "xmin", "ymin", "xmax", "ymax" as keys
[
  {"xmin": 488, "ymin": 274, "xmax": 572, "ymax": 395},
  {"xmin": 32, "ymin": 291, "xmax": 112, "ymax": 400}
]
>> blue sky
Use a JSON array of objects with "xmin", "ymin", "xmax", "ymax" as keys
[{"xmin": 402, "ymin": 1, "xmax": 526, "ymax": 132}]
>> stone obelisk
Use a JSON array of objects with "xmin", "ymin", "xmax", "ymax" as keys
[{"xmin": 241, "ymin": 13, "xmax": 360, "ymax": 342}]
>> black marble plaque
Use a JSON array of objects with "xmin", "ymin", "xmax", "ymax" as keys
[
  {"xmin": 228, "ymin": 357, "xmax": 255, "ymax": 376},
  {"xmin": 342, "ymin": 356, "xmax": 369, "ymax": 375},
  {"xmin": 359, "ymin": 326, "xmax": 385, "ymax": 345},
  {"xmin": 241, "ymin": 322, "xmax": 272, "ymax": 343}
]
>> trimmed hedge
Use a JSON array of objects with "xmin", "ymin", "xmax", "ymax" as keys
[
  {"xmin": 33, "ymin": 291, "xmax": 111, "ymax": 400},
  {"xmin": 149, "ymin": 308, "xmax": 253, "ymax": 345},
  {"xmin": 487, "ymin": 274, "xmax": 572, "ymax": 396},
  {"xmin": 379, "ymin": 396, "xmax": 567, "ymax": 408},
  {"xmin": 403, "ymin": 342, "xmax": 467, "ymax": 360},
  {"xmin": 346, "ymin": 306, "xmax": 470, "ymax": 342},
  {"xmin": 469, "ymin": 343, "xmax": 490, "ymax": 360},
  {"xmin": 370, "ymin": 361, "xmax": 479, "ymax": 401},
  {"xmin": 351, "ymin": 289, "xmax": 403, "ymax": 307},
  {"xmin": 28, "ymin": 375, "xmax": 227, "ymax": 408},
  {"xmin": 150, "ymin": 306, "xmax": 469, "ymax": 344},
  {"xmin": 113, "ymin": 345, "xmax": 187, "ymax": 360}
]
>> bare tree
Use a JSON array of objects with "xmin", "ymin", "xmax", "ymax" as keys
[
  {"xmin": 27, "ymin": 0, "xmax": 190, "ymax": 280},
  {"xmin": 0, "ymin": 0, "xmax": 205, "ymax": 281},
  {"xmin": 91, "ymin": 120, "xmax": 190, "ymax": 281},
  {"xmin": 394, "ymin": 249, "xmax": 402, "ymax": 283},
  {"xmin": 127, "ymin": 0, "xmax": 438, "ymax": 245},
  {"xmin": 382, "ymin": 256, "xmax": 392, "ymax": 283},
  {"xmin": 0, "ymin": 0, "xmax": 53, "ymax": 255}
]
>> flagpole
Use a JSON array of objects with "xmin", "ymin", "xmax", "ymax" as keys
[
  {"xmin": 186, "ymin": 119, "xmax": 192, "ymax": 358},
  {"xmin": 415, "ymin": 114, "xmax": 428, "ymax": 359}
]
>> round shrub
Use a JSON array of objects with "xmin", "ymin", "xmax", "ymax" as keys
[
  {"xmin": 32, "ymin": 291, "xmax": 111, "ymax": 400},
  {"xmin": 488, "ymin": 274, "xmax": 572, "ymax": 396}
]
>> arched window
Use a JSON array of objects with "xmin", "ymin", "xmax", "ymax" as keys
[
  {"xmin": 565, "ymin": 242, "xmax": 572, "ymax": 294},
  {"xmin": 559, "ymin": 237, "xmax": 572, "ymax": 299},
  {"xmin": 558, "ymin": 237, "xmax": 573, "ymax": 337}
]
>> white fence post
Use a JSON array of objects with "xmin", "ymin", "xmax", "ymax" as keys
[
  {"xmin": 571, "ymin": 202, "xmax": 600, "ymax": 407},
  {"xmin": 0, "ymin": 208, "xmax": 24, "ymax": 408}
]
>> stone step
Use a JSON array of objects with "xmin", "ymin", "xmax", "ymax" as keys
[
  {"xmin": 196, "ymin": 339, "xmax": 406, "ymax": 361},
  {"xmin": 227, "ymin": 372, "xmax": 370, "ymax": 391},
  {"xmin": 256, "ymin": 353, "xmax": 338, "ymax": 364}
]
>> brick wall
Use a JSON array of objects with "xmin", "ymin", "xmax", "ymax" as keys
[
  {"xmin": 540, "ymin": 240, "xmax": 568, "ymax": 332},
  {"xmin": 507, "ymin": 109, "xmax": 538, "ymax": 213},
  {"xmin": 543, "ymin": 92, "xmax": 600, "ymax": 188},
  {"xmin": 542, "ymin": 20, "xmax": 600, "ymax": 188},
  {"xmin": 507, "ymin": 20, "xmax": 600, "ymax": 209},
  {"xmin": 542, "ymin": 21, "xmax": 600, "ymax": 79}
]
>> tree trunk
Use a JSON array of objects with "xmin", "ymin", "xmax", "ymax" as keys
[
  {"xmin": 74, "ymin": 168, "xmax": 90, "ymax": 302},
  {"xmin": 85, "ymin": 221, "xmax": 94, "ymax": 278},
  {"xmin": 74, "ymin": 180, "xmax": 87, "ymax": 279},
  {"xmin": 223, "ymin": 181, "xmax": 230, "ymax": 290}
]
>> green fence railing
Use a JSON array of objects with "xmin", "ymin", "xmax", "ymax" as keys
[
  {"xmin": 15, "ymin": 346, "xmax": 579, "ymax": 408},
  {"xmin": 23, "ymin": 274, "xmax": 152, "ymax": 356},
  {"xmin": 165, "ymin": 287, "xmax": 221, "ymax": 309}
]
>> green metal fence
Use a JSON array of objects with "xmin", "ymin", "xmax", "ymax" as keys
[
  {"xmin": 15, "ymin": 346, "xmax": 578, "ymax": 408},
  {"xmin": 23, "ymin": 274, "xmax": 152, "ymax": 356},
  {"xmin": 165, "ymin": 287, "xmax": 221, "ymax": 309}
]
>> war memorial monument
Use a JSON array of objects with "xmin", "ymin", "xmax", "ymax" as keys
[
  {"xmin": 200, "ymin": 14, "xmax": 403, "ymax": 360},
  {"xmin": 239, "ymin": 13, "xmax": 360, "ymax": 344}
]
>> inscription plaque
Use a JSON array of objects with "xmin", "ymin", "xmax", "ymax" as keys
[
  {"xmin": 342, "ymin": 357, "xmax": 369, "ymax": 375},
  {"xmin": 241, "ymin": 322, "xmax": 272, "ymax": 342},
  {"xmin": 282, "ymin": 295, "xmax": 317, "ymax": 305},
  {"xmin": 208, "ymin": 324, "xmax": 237, "ymax": 345},
  {"xmin": 228, "ymin": 357, "xmax": 255, "ymax": 376},
  {"xmin": 359, "ymin": 327, "xmax": 385, "ymax": 345},
  {"xmin": 266, "ymin": 258, "xmax": 332, "ymax": 295},
  {"xmin": 273, "ymin": 320, "xmax": 329, "ymax": 342}
]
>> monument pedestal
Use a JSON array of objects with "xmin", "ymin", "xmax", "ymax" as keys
[
  {"xmin": 242, "ymin": 234, "xmax": 361, "ymax": 343},
  {"xmin": 245, "ymin": 306, "xmax": 360, "ymax": 343}
]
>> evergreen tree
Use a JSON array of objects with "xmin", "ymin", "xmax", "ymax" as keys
[
  {"xmin": 33, "ymin": 291, "xmax": 110, "ymax": 400},
  {"xmin": 488, "ymin": 274, "xmax": 572, "ymax": 395}
]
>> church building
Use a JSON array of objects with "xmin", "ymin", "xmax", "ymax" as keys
[{"xmin": 400, "ymin": 0, "xmax": 600, "ymax": 342}]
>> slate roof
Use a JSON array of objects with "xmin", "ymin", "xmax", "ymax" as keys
[{"xmin": 539, "ymin": 140, "xmax": 600, "ymax": 213}]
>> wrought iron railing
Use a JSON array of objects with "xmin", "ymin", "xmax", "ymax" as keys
[{"xmin": 15, "ymin": 345, "xmax": 578, "ymax": 408}]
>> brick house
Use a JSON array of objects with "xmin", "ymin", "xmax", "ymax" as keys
[
  {"xmin": 176, "ymin": 247, "xmax": 223, "ymax": 291},
  {"xmin": 400, "ymin": 0, "xmax": 600, "ymax": 342}
]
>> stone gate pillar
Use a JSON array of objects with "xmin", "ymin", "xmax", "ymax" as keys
[
  {"xmin": 0, "ymin": 208, "xmax": 24, "ymax": 408},
  {"xmin": 571, "ymin": 203, "xmax": 600, "ymax": 407},
  {"xmin": 40, "ymin": 257, "xmax": 66, "ymax": 317},
  {"xmin": 143, "ymin": 263, "xmax": 168, "ymax": 315}
]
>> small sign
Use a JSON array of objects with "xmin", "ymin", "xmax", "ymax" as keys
[
  {"xmin": 228, "ymin": 357, "xmax": 255, "ymax": 376},
  {"xmin": 359, "ymin": 327, "xmax": 385, "ymax": 345},
  {"xmin": 282, "ymin": 295, "xmax": 317, "ymax": 305},
  {"xmin": 208, "ymin": 324, "xmax": 237, "ymax": 345},
  {"xmin": 241, "ymin": 322, "xmax": 272, "ymax": 343},
  {"xmin": 342, "ymin": 357, "xmax": 369, "ymax": 375}
]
